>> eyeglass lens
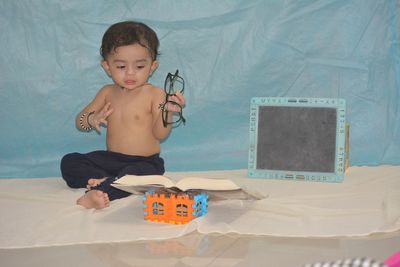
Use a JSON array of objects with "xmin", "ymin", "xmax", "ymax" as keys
[
  {"xmin": 165, "ymin": 72, "xmax": 184, "ymax": 95},
  {"xmin": 162, "ymin": 101, "xmax": 184, "ymax": 125}
]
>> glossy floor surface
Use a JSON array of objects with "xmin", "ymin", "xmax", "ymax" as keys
[{"xmin": 2, "ymin": 230, "xmax": 399, "ymax": 267}]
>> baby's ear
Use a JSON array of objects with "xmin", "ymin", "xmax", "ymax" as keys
[
  {"xmin": 101, "ymin": 60, "xmax": 112, "ymax": 76},
  {"xmin": 150, "ymin": 60, "xmax": 159, "ymax": 74}
]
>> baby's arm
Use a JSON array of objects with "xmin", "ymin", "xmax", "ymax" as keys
[{"xmin": 75, "ymin": 86, "xmax": 113, "ymax": 133}]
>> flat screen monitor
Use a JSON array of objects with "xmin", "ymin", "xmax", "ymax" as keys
[{"xmin": 248, "ymin": 97, "xmax": 346, "ymax": 182}]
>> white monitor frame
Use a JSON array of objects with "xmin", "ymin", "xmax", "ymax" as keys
[{"xmin": 248, "ymin": 97, "xmax": 346, "ymax": 182}]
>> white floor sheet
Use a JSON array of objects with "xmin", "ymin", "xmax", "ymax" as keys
[{"xmin": 1, "ymin": 165, "xmax": 399, "ymax": 248}]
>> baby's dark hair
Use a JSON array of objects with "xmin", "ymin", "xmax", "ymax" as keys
[{"xmin": 100, "ymin": 21, "xmax": 159, "ymax": 60}]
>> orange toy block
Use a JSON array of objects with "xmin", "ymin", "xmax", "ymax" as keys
[{"xmin": 143, "ymin": 190, "xmax": 208, "ymax": 224}]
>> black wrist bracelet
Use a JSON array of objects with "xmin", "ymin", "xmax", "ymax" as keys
[
  {"xmin": 87, "ymin": 111, "xmax": 95, "ymax": 128},
  {"xmin": 79, "ymin": 112, "xmax": 94, "ymax": 131}
]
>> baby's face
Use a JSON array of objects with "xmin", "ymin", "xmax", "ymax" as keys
[{"xmin": 101, "ymin": 43, "xmax": 158, "ymax": 90}]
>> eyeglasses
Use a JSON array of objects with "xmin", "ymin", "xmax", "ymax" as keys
[{"xmin": 161, "ymin": 70, "xmax": 186, "ymax": 127}]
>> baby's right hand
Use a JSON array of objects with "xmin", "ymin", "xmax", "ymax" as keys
[
  {"xmin": 89, "ymin": 102, "xmax": 114, "ymax": 133},
  {"xmin": 166, "ymin": 91, "xmax": 186, "ymax": 112}
]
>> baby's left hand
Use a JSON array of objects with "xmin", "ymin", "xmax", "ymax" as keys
[{"xmin": 166, "ymin": 91, "xmax": 186, "ymax": 112}]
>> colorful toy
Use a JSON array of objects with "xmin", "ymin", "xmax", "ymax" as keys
[
  {"xmin": 143, "ymin": 190, "xmax": 208, "ymax": 224},
  {"xmin": 303, "ymin": 251, "xmax": 400, "ymax": 267},
  {"xmin": 385, "ymin": 251, "xmax": 400, "ymax": 267},
  {"xmin": 304, "ymin": 258, "xmax": 386, "ymax": 267}
]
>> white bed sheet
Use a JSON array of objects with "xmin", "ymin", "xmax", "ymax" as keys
[{"xmin": 0, "ymin": 165, "xmax": 399, "ymax": 248}]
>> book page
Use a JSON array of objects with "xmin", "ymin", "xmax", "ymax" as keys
[
  {"xmin": 175, "ymin": 177, "xmax": 240, "ymax": 191},
  {"xmin": 112, "ymin": 175, "xmax": 264, "ymax": 200},
  {"xmin": 113, "ymin": 175, "xmax": 175, "ymax": 188}
]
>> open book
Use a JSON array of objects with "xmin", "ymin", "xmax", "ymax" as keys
[{"xmin": 111, "ymin": 175, "xmax": 261, "ymax": 201}]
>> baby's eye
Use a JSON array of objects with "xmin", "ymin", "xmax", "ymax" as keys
[
  {"xmin": 117, "ymin": 66, "xmax": 126, "ymax": 69},
  {"xmin": 137, "ymin": 66, "xmax": 145, "ymax": 69}
]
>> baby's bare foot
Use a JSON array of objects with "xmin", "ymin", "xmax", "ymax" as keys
[
  {"xmin": 77, "ymin": 190, "xmax": 110, "ymax": 209},
  {"xmin": 86, "ymin": 177, "xmax": 107, "ymax": 190}
]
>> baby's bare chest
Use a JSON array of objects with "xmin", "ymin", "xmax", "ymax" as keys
[{"xmin": 107, "ymin": 93, "xmax": 153, "ymax": 126}]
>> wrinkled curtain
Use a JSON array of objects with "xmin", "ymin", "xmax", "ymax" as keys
[{"xmin": 0, "ymin": 0, "xmax": 399, "ymax": 177}]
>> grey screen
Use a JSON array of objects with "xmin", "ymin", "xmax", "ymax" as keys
[{"xmin": 256, "ymin": 106, "xmax": 337, "ymax": 173}]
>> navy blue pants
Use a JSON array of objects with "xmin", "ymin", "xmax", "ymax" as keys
[{"xmin": 60, "ymin": 150, "xmax": 165, "ymax": 201}]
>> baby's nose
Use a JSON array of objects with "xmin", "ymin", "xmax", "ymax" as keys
[{"xmin": 126, "ymin": 66, "xmax": 136, "ymax": 75}]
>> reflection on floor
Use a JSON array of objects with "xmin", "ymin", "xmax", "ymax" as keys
[{"xmin": 1, "ymin": 230, "xmax": 399, "ymax": 267}]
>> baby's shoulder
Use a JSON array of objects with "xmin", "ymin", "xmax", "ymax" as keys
[
  {"xmin": 143, "ymin": 83, "xmax": 164, "ymax": 97},
  {"xmin": 101, "ymin": 84, "xmax": 118, "ymax": 92},
  {"xmin": 90, "ymin": 84, "xmax": 115, "ymax": 100},
  {"xmin": 95, "ymin": 84, "xmax": 115, "ymax": 95}
]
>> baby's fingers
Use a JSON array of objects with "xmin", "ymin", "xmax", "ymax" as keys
[
  {"xmin": 105, "ymin": 107, "xmax": 114, "ymax": 117},
  {"xmin": 100, "ymin": 118, "xmax": 108, "ymax": 127},
  {"xmin": 170, "ymin": 92, "xmax": 186, "ymax": 107},
  {"xmin": 94, "ymin": 124, "xmax": 102, "ymax": 133},
  {"xmin": 99, "ymin": 103, "xmax": 113, "ymax": 119},
  {"xmin": 166, "ymin": 102, "xmax": 181, "ymax": 112},
  {"xmin": 103, "ymin": 102, "xmax": 112, "ymax": 111}
]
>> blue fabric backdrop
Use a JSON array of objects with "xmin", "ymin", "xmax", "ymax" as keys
[{"xmin": 0, "ymin": 0, "xmax": 399, "ymax": 178}]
